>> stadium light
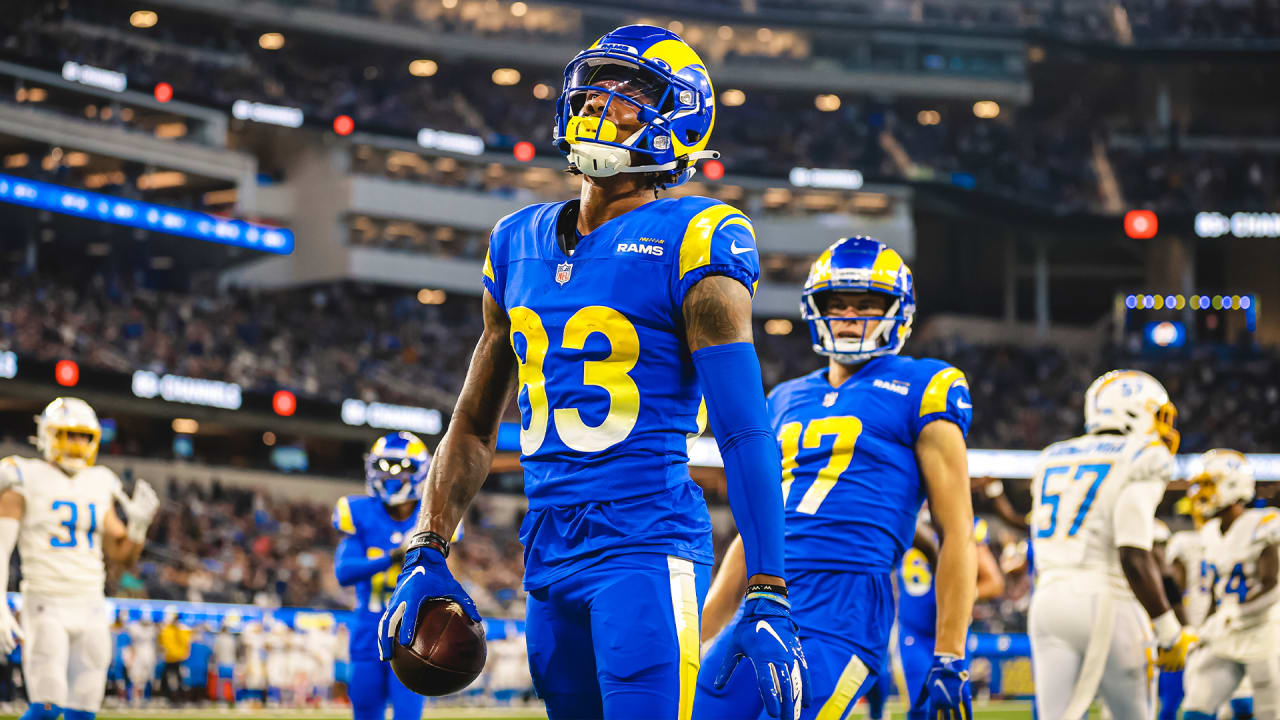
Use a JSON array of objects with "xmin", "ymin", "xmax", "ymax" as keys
[
  {"xmin": 764, "ymin": 318, "xmax": 793, "ymax": 335},
  {"xmin": 333, "ymin": 115, "xmax": 355, "ymax": 136},
  {"xmin": 720, "ymin": 89, "xmax": 746, "ymax": 107},
  {"xmin": 442, "ymin": 0, "xmax": 457, "ymax": 7},
  {"xmin": 409, "ymin": 59, "xmax": 438, "ymax": 77},
  {"xmin": 973, "ymin": 100, "xmax": 1000, "ymax": 119},
  {"xmin": 510, "ymin": 1, "xmax": 527, "ymax": 16},
  {"xmin": 917, "ymin": 110, "xmax": 941, "ymax": 126},
  {"xmin": 153, "ymin": 82, "xmax": 173, "ymax": 103},
  {"xmin": 513, "ymin": 142, "xmax": 536, "ymax": 162},
  {"xmin": 702, "ymin": 159, "xmax": 725, "ymax": 181},
  {"xmin": 418, "ymin": 288, "xmax": 447, "ymax": 304},
  {"xmin": 1124, "ymin": 209, "xmax": 1158, "ymax": 239},
  {"xmin": 258, "ymin": 32, "xmax": 285, "ymax": 50},
  {"xmin": 532, "ymin": 83, "xmax": 552, "ymax": 100},
  {"xmin": 55, "ymin": 360, "xmax": 79, "ymax": 387},
  {"xmin": 492, "ymin": 68, "xmax": 521, "ymax": 86},
  {"xmin": 814, "ymin": 94, "xmax": 841, "ymax": 112},
  {"xmin": 273, "ymin": 390, "xmax": 297, "ymax": 417},
  {"xmin": 130, "ymin": 10, "xmax": 158, "ymax": 28},
  {"xmin": 262, "ymin": 431, "xmax": 276, "ymax": 446},
  {"xmin": 171, "ymin": 418, "xmax": 199, "ymax": 434}
]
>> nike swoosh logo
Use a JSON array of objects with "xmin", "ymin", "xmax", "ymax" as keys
[
  {"xmin": 408, "ymin": 566, "xmax": 426, "ymax": 579},
  {"xmin": 730, "ymin": 239, "xmax": 753, "ymax": 255},
  {"xmin": 755, "ymin": 620, "xmax": 787, "ymax": 651},
  {"xmin": 956, "ymin": 400, "xmax": 972, "ymax": 409}
]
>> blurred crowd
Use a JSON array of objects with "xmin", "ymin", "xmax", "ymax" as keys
[
  {"xmin": 3, "ymin": 270, "xmax": 1277, "ymax": 453},
  {"xmin": 278, "ymin": 0, "xmax": 1280, "ymax": 43},
  {"xmin": 88, "ymin": 479, "xmax": 528, "ymax": 619},
  {"xmin": 6, "ymin": 0, "xmax": 1279, "ymax": 213},
  {"xmin": 0, "ymin": 272, "xmax": 481, "ymax": 409}
]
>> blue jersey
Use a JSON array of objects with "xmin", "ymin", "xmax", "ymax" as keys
[
  {"xmin": 897, "ymin": 517, "xmax": 989, "ymax": 636},
  {"xmin": 332, "ymin": 495, "xmax": 419, "ymax": 661},
  {"xmin": 767, "ymin": 355, "xmax": 972, "ymax": 575},
  {"xmin": 483, "ymin": 196, "xmax": 760, "ymax": 589}
]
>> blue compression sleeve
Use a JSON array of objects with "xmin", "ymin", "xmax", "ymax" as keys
[
  {"xmin": 692, "ymin": 342, "xmax": 785, "ymax": 579},
  {"xmin": 334, "ymin": 536, "xmax": 395, "ymax": 586}
]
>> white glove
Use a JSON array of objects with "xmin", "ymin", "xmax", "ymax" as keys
[
  {"xmin": 114, "ymin": 480, "xmax": 160, "ymax": 544},
  {"xmin": 0, "ymin": 606, "xmax": 22, "ymax": 655}
]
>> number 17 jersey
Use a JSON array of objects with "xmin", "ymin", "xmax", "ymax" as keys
[
  {"xmin": 483, "ymin": 196, "xmax": 761, "ymax": 589},
  {"xmin": 767, "ymin": 355, "xmax": 972, "ymax": 574}
]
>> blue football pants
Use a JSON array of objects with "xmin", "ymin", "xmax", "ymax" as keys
[
  {"xmin": 694, "ymin": 570, "xmax": 893, "ymax": 720},
  {"xmin": 348, "ymin": 659, "xmax": 424, "ymax": 720},
  {"xmin": 525, "ymin": 552, "xmax": 711, "ymax": 720}
]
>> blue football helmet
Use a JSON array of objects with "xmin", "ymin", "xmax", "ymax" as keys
[
  {"xmin": 364, "ymin": 431, "xmax": 430, "ymax": 506},
  {"xmin": 555, "ymin": 24, "xmax": 718, "ymax": 188},
  {"xmin": 801, "ymin": 237, "xmax": 916, "ymax": 364}
]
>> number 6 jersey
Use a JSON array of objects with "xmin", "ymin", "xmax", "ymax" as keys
[
  {"xmin": 0, "ymin": 456, "xmax": 120, "ymax": 598},
  {"xmin": 1030, "ymin": 433, "xmax": 1175, "ymax": 591},
  {"xmin": 483, "ymin": 196, "xmax": 760, "ymax": 590}
]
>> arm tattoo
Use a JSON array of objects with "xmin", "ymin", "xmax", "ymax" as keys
[{"xmin": 682, "ymin": 275, "xmax": 754, "ymax": 352}]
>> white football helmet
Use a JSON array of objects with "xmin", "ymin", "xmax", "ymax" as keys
[
  {"xmin": 1083, "ymin": 370, "xmax": 1179, "ymax": 452},
  {"xmin": 33, "ymin": 397, "xmax": 101, "ymax": 471},
  {"xmin": 1188, "ymin": 448, "xmax": 1255, "ymax": 518}
]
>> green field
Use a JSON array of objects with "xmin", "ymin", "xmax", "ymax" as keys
[{"xmin": 0, "ymin": 700, "xmax": 1049, "ymax": 719}]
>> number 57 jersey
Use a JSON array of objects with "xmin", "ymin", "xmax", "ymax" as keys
[
  {"xmin": 1030, "ymin": 432, "xmax": 1175, "ymax": 590},
  {"xmin": 483, "ymin": 196, "xmax": 760, "ymax": 589}
]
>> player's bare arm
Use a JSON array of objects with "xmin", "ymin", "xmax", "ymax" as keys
[
  {"xmin": 701, "ymin": 534, "xmax": 748, "ymax": 644},
  {"xmin": 913, "ymin": 522, "xmax": 940, "ymax": 567},
  {"xmin": 682, "ymin": 274, "xmax": 785, "ymax": 589},
  {"xmin": 417, "ymin": 289, "xmax": 518, "ymax": 539},
  {"xmin": 916, "ymin": 419, "xmax": 976, "ymax": 657},
  {"xmin": 1245, "ymin": 542, "xmax": 1278, "ymax": 606},
  {"xmin": 1120, "ymin": 546, "xmax": 1175, "ymax": 619},
  {"xmin": 101, "ymin": 505, "xmax": 143, "ymax": 566},
  {"xmin": 975, "ymin": 543, "xmax": 1006, "ymax": 600}
]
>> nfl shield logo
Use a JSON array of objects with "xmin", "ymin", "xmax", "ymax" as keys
[
  {"xmin": 822, "ymin": 391, "xmax": 838, "ymax": 408},
  {"xmin": 555, "ymin": 262, "xmax": 573, "ymax": 286}
]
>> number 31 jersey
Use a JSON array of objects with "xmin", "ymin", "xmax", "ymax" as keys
[
  {"xmin": 0, "ymin": 456, "xmax": 120, "ymax": 598},
  {"xmin": 1030, "ymin": 432, "xmax": 1174, "ymax": 590},
  {"xmin": 483, "ymin": 196, "xmax": 759, "ymax": 589},
  {"xmin": 766, "ymin": 356, "xmax": 972, "ymax": 575}
]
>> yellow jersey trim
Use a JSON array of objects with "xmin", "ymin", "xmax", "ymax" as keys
[{"xmin": 919, "ymin": 367, "xmax": 968, "ymax": 417}]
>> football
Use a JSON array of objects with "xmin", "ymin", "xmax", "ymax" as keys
[{"xmin": 390, "ymin": 599, "xmax": 487, "ymax": 696}]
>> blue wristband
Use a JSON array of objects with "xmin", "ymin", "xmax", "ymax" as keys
[{"xmin": 692, "ymin": 342, "xmax": 786, "ymax": 579}]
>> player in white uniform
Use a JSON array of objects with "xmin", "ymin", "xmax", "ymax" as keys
[
  {"xmin": 1182, "ymin": 449, "xmax": 1280, "ymax": 720},
  {"xmin": 0, "ymin": 398, "xmax": 159, "ymax": 720},
  {"xmin": 1028, "ymin": 370, "xmax": 1197, "ymax": 720},
  {"xmin": 125, "ymin": 617, "xmax": 157, "ymax": 706}
]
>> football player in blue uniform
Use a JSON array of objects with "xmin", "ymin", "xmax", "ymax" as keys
[
  {"xmin": 695, "ymin": 237, "xmax": 978, "ymax": 720},
  {"xmin": 333, "ymin": 432, "xmax": 430, "ymax": 720},
  {"xmin": 898, "ymin": 513, "xmax": 1004, "ymax": 719},
  {"xmin": 376, "ymin": 24, "xmax": 807, "ymax": 720}
]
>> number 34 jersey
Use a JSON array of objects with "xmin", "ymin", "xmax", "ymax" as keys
[
  {"xmin": 1201, "ymin": 507, "xmax": 1280, "ymax": 630},
  {"xmin": 766, "ymin": 356, "xmax": 972, "ymax": 575},
  {"xmin": 483, "ymin": 196, "xmax": 760, "ymax": 589},
  {"xmin": 0, "ymin": 456, "xmax": 120, "ymax": 598},
  {"xmin": 1029, "ymin": 432, "xmax": 1175, "ymax": 590}
]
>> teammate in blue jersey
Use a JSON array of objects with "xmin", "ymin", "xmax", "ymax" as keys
[
  {"xmin": 898, "ymin": 514, "xmax": 1005, "ymax": 719},
  {"xmin": 376, "ymin": 24, "xmax": 806, "ymax": 720},
  {"xmin": 695, "ymin": 237, "xmax": 979, "ymax": 720},
  {"xmin": 333, "ymin": 432, "xmax": 431, "ymax": 720}
]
